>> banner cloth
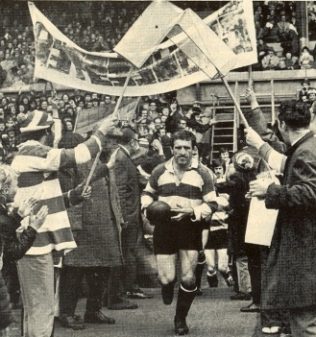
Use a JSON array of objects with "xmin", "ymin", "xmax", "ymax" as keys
[{"xmin": 29, "ymin": 1, "xmax": 257, "ymax": 97}]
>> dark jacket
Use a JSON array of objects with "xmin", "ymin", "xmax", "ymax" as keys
[
  {"xmin": 217, "ymin": 159, "xmax": 256, "ymax": 256},
  {"xmin": 0, "ymin": 206, "xmax": 37, "ymax": 261},
  {"xmin": 0, "ymin": 204, "xmax": 37, "ymax": 330},
  {"xmin": 114, "ymin": 146, "xmax": 141, "ymax": 227},
  {"xmin": 63, "ymin": 161, "xmax": 123, "ymax": 267},
  {"xmin": 262, "ymin": 131, "xmax": 316, "ymax": 309}
]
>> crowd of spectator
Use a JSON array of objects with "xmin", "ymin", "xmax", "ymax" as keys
[{"xmin": 1, "ymin": 2, "xmax": 316, "ymax": 90}]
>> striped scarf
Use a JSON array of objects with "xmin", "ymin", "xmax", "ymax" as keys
[{"xmin": 11, "ymin": 141, "xmax": 77, "ymax": 255}]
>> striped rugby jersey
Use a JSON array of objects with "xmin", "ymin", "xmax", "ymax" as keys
[
  {"xmin": 142, "ymin": 158, "xmax": 218, "ymax": 221},
  {"xmin": 11, "ymin": 132, "xmax": 103, "ymax": 255}
]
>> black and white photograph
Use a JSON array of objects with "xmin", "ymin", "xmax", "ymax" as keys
[{"xmin": 0, "ymin": 1, "xmax": 316, "ymax": 337}]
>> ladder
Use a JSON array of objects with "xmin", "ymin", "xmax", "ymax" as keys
[{"xmin": 209, "ymin": 83, "xmax": 239, "ymax": 161}]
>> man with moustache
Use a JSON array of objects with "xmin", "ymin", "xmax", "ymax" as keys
[{"xmin": 141, "ymin": 130, "xmax": 220, "ymax": 335}]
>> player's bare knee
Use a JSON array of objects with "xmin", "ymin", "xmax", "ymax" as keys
[
  {"xmin": 158, "ymin": 272, "xmax": 175, "ymax": 285},
  {"xmin": 181, "ymin": 273, "xmax": 195, "ymax": 288}
]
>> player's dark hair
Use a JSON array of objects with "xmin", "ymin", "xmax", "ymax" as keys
[{"xmin": 171, "ymin": 130, "xmax": 196, "ymax": 148}]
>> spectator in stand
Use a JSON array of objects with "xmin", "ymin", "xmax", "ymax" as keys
[
  {"xmin": 308, "ymin": 10, "xmax": 316, "ymax": 41},
  {"xmin": 165, "ymin": 98, "xmax": 185, "ymax": 134},
  {"xmin": 297, "ymin": 79, "xmax": 311, "ymax": 101},
  {"xmin": 261, "ymin": 48, "xmax": 280, "ymax": 70},
  {"xmin": 284, "ymin": 51, "xmax": 297, "ymax": 70},
  {"xmin": 219, "ymin": 147, "xmax": 231, "ymax": 176},
  {"xmin": 308, "ymin": 87, "xmax": 316, "ymax": 103},
  {"xmin": 262, "ymin": 18, "xmax": 280, "ymax": 43},
  {"xmin": 148, "ymin": 100, "xmax": 160, "ymax": 121},
  {"xmin": 257, "ymin": 39, "xmax": 269, "ymax": 64},
  {"xmin": 277, "ymin": 12, "xmax": 291, "ymax": 42},
  {"xmin": 299, "ymin": 47, "xmax": 314, "ymax": 69}
]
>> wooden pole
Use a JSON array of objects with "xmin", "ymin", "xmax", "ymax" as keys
[
  {"xmin": 113, "ymin": 68, "xmax": 133, "ymax": 120},
  {"xmin": 83, "ymin": 68, "xmax": 133, "ymax": 192},
  {"xmin": 219, "ymin": 74, "xmax": 249, "ymax": 128},
  {"xmin": 247, "ymin": 65, "xmax": 253, "ymax": 89}
]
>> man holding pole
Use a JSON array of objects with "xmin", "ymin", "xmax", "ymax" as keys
[
  {"xmin": 11, "ymin": 110, "xmax": 117, "ymax": 337},
  {"xmin": 246, "ymin": 101, "xmax": 316, "ymax": 337}
]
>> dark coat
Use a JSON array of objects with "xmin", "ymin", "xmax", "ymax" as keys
[
  {"xmin": 0, "ymin": 204, "xmax": 37, "ymax": 330},
  {"xmin": 217, "ymin": 165, "xmax": 256, "ymax": 256},
  {"xmin": 0, "ymin": 206, "xmax": 37, "ymax": 262},
  {"xmin": 262, "ymin": 131, "xmax": 316, "ymax": 309},
  {"xmin": 63, "ymin": 162, "xmax": 123, "ymax": 267},
  {"xmin": 114, "ymin": 147, "xmax": 141, "ymax": 227}
]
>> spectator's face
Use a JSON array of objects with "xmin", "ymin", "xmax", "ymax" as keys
[
  {"xmin": 69, "ymin": 99, "xmax": 76, "ymax": 108},
  {"xmin": 0, "ymin": 123, "xmax": 5, "ymax": 132},
  {"xmin": 62, "ymin": 94, "xmax": 69, "ymax": 103},
  {"xmin": 178, "ymin": 120, "xmax": 187, "ymax": 129},
  {"xmin": 286, "ymin": 52, "xmax": 292, "ymax": 60},
  {"xmin": 85, "ymin": 95, "xmax": 91, "ymax": 103},
  {"xmin": 161, "ymin": 115, "xmax": 167, "ymax": 123},
  {"xmin": 92, "ymin": 93, "xmax": 98, "ymax": 100},
  {"xmin": 105, "ymin": 96, "xmax": 111, "ymax": 104},
  {"xmin": 154, "ymin": 118, "xmax": 162, "ymax": 130},
  {"xmin": 41, "ymin": 101, "xmax": 48, "ymax": 111},
  {"xmin": 1, "ymin": 98, "xmax": 7, "ymax": 107},
  {"xmin": 65, "ymin": 121, "xmax": 73, "ymax": 131},
  {"xmin": 18, "ymin": 105, "xmax": 25, "ymax": 113},
  {"xmin": 159, "ymin": 128, "xmax": 166, "ymax": 136},
  {"xmin": 92, "ymin": 100, "xmax": 98, "ymax": 107},
  {"xmin": 149, "ymin": 102, "xmax": 157, "ymax": 112},
  {"xmin": 220, "ymin": 151, "xmax": 230, "ymax": 162},
  {"xmin": 8, "ymin": 130, "xmax": 15, "ymax": 138},
  {"xmin": 170, "ymin": 102, "xmax": 178, "ymax": 112},
  {"xmin": 6, "ymin": 120, "xmax": 14, "ymax": 128},
  {"xmin": 279, "ymin": 60, "xmax": 286, "ymax": 69},
  {"xmin": 129, "ymin": 133, "xmax": 139, "ymax": 154},
  {"xmin": 162, "ymin": 107, "xmax": 170, "ymax": 116},
  {"xmin": 173, "ymin": 139, "xmax": 193, "ymax": 168},
  {"xmin": 214, "ymin": 166, "xmax": 224, "ymax": 178},
  {"xmin": 194, "ymin": 114, "xmax": 201, "ymax": 122},
  {"xmin": 142, "ymin": 103, "xmax": 149, "ymax": 110},
  {"xmin": 309, "ymin": 93, "xmax": 316, "ymax": 102},
  {"xmin": 10, "ymin": 106, "xmax": 16, "ymax": 115},
  {"xmin": 30, "ymin": 101, "xmax": 37, "ymax": 109},
  {"xmin": 141, "ymin": 110, "xmax": 148, "ymax": 118}
]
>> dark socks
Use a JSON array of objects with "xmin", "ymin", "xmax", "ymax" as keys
[
  {"xmin": 195, "ymin": 260, "xmax": 205, "ymax": 290},
  {"xmin": 161, "ymin": 280, "xmax": 176, "ymax": 305},
  {"xmin": 175, "ymin": 283, "xmax": 197, "ymax": 320}
]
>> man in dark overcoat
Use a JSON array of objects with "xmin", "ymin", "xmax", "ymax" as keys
[
  {"xmin": 59, "ymin": 133, "xmax": 132, "ymax": 329},
  {"xmin": 246, "ymin": 100, "xmax": 316, "ymax": 337}
]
